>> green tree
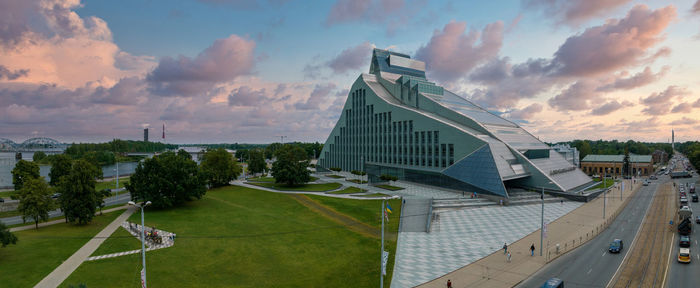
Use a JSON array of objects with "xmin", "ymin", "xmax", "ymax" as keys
[
  {"xmin": 12, "ymin": 159, "xmax": 40, "ymax": 191},
  {"xmin": 200, "ymin": 148, "xmax": 241, "ymax": 187},
  {"xmin": 271, "ymin": 145, "xmax": 311, "ymax": 186},
  {"xmin": 58, "ymin": 160, "xmax": 102, "ymax": 225},
  {"xmin": 579, "ymin": 141, "xmax": 592, "ymax": 161},
  {"xmin": 18, "ymin": 177, "xmax": 54, "ymax": 229},
  {"xmin": 96, "ymin": 189, "xmax": 111, "ymax": 215},
  {"xmin": 247, "ymin": 149, "xmax": 266, "ymax": 175},
  {"xmin": 32, "ymin": 151, "xmax": 47, "ymax": 162},
  {"xmin": 126, "ymin": 151, "xmax": 206, "ymax": 209},
  {"xmin": 49, "ymin": 154, "xmax": 73, "ymax": 186},
  {"xmin": 0, "ymin": 222, "xmax": 18, "ymax": 247},
  {"xmin": 622, "ymin": 147, "xmax": 630, "ymax": 177}
]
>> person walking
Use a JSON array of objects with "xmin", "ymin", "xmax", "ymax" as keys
[
  {"xmin": 446, "ymin": 279, "xmax": 452, "ymax": 288},
  {"xmin": 503, "ymin": 242, "xmax": 508, "ymax": 254},
  {"xmin": 507, "ymin": 252, "xmax": 511, "ymax": 263},
  {"xmin": 530, "ymin": 244, "xmax": 535, "ymax": 256}
]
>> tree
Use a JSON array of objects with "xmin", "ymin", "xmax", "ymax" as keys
[
  {"xmin": 33, "ymin": 151, "xmax": 47, "ymax": 162},
  {"xmin": 49, "ymin": 154, "xmax": 73, "ymax": 186},
  {"xmin": 200, "ymin": 148, "xmax": 241, "ymax": 187},
  {"xmin": 18, "ymin": 177, "xmax": 54, "ymax": 229},
  {"xmin": 12, "ymin": 159, "xmax": 40, "ymax": 191},
  {"xmin": 622, "ymin": 147, "xmax": 630, "ymax": 177},
  {"xmin": 247, "ymin": 149, "xmax": 266, "ymax": 175},
  {"xmin": 579, "ymin": 141, "xmax": 592, "ymax": 161},
  {"xmin": 58, "ymin": 160, "xmax": 102, "ymax": 225},
  {"xmin": 126, "ymin": 151, "xmax": 206, "ymax": 209},
  {"xmin": 380, "ymin": 174, "xmax": 398, "ymax": 184},
  {"xmin": 96, "ymin": 189, "xmax": 111, "ymax": 215},
  {"xmin": 0, "ymin": 222, "xmax": 17, "ymax": 247},
  {"xmin": 271, "ymin": 145, "xmax": 311, "ymax": 186},
  {"xmin": 330, "ymin": 167, "xmax": 342, "ymax": 175}
]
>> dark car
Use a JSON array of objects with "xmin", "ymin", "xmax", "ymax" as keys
[
  {"xmin": 0, "ymin": 197, "xmax": 4, "ymax": 203},
  {"xmin": 680, "ymin": 235, "xmax": 691, "ymax": 247},
  {"xmin": 693, "ymin": 194, "xmax": 698, "ymax": 202},
  {"xmin": 696, "ymin": 216, "xmax": 700, "ymax": 224},
  {"xmin": 541, "ymin": 278, "xmax": 564, "ymax": 288},
  {"xmin": 609, "ymin": 239, "xmax": 623, "ymax": 253}
]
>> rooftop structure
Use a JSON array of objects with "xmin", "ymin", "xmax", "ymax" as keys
[{"xmin": 317, "ymin": 49, "xmax": 593, "ymax": 198}]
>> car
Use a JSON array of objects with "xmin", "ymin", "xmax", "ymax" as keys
[
  {"xmin": 680, "ymin": 235, "xmax": 691, "ymax": 247},
  {"xmin": 678, "ymin": 248, "xmax": 691, "ymax": 263},
  {"xmin": 643, "ymin": 181, "xmax": 649, "ymax": 186},
  {"xmin": 51, "ymin": 193, "xmax": 61, "ymax": 199},
  {"xmin": 650, "ymin": 175, "xmax": 657, "ymax": 180},
  {"xmin": 0, "ymin": 197, "xmax": 4, "ymax": 203},
  {"xmin": 609, "ymin": 239, "xmax": 624, "ymax": 253},
  {"xmin": 693, "ymin": 194, "xmax": 698, "ymax": 202},
  {"xmin": 541, "ymin": 278, "xmax": 564, "ymax": 288},
  {"xmin": 696, "ymin": 216, "xmax": 700, "ymax": 224}
]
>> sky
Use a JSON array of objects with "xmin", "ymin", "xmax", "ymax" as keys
[{"xmin": 1, "ymin": 0, "xmax": 700, "ymax": 144}]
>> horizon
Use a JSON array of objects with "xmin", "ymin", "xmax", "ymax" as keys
[{"xmin": 2, "ymin": 0, "xmax": 700, "ymax": 144}]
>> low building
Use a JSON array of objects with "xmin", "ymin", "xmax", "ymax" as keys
[
  {"xmin": 580, "ymin": 154, "xmax": 654, "ymax": 177},
  {"xmin": 652, "ymin": 149, "xmax": 668, "ymax": 164}
]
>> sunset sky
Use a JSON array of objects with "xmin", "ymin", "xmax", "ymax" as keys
[{"xmin": 1, "ymin": 0, "xmax": 700, "ymax": 144}]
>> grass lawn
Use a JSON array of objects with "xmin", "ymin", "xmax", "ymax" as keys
[
  {"xmin": 374, "ymin": 184, "xmax": 405, "ymax": 191},
  {"xmin": 587, "ymin": 178, "xmax": 616, "ymax": 191},
  {"xmin": 62, "ymin": 185, "xmax": 401, "ymax": 288},
  {"xmin": 0, "ymin": 190, "xmax": 17, "ymax": 198},
  {"xmin": 247, "ymin": 181, "xmax": 342, "ymax": 192},
  {"xmin": 0, "ymin": 211, "xmax": 122, "ymax": 287},
  {"xmin": 90, "ymin": 226, "xmax": 142, "ymax": 256},
  {"xmin": 0, "ymin": 209, "xmax": 21, "ymax": 218},
  {"xmin": 354, "ymin": 193, "xmax": 390, "ymax": 198},
  {"xmin": 95, "ymin": 177, "xmax": 130, "ymax": 192},
  {"xmin": 327, "ymin": 186, "xmax": 367, "ymax": 194},
  {"xmin": 347, "ymin": 179, "xmax": 368, "ymax": 184},
  {"xmin": 326, "ymin": 174, "xmax": 345, "ymax": 178}
]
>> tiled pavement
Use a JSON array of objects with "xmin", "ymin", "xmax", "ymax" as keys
[
  {"xmin": 86, "ymin": 222, "xmax": 175, "ymax": 261},
  {"xmin": 391, "ymin": 202, "xmax": 582, "ymax": 288}
]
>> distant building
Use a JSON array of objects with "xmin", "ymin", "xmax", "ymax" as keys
[
  {"xmin": 551, "ymin": 144, "xmax": 580, "ymax": 167},
  {"xmin": 317, "ymin": 49, "xmax": 593, "ymax": 198},
  {"xmin": 652, "ymin": 149, "xmax": 668, "ymax": 164},
  {"xmin": 580, "ymin": 154, "xmax": 653, "ymax": 177},
  {"xmin": 144, "ymin": 128, "xmax": 149, "ymax": 142}
]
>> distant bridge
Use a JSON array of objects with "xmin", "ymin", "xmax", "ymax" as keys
[{"xmin": 0, "ymin": 137, "xmax": 68, "ymax": 152}]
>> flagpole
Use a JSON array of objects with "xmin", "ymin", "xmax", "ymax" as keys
[{"xmin": 381, "ymin": 198, "xmax": 385, "ymax": 288}]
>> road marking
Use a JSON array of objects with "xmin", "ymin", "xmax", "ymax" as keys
[
  {"xmin": 602, "ymin": 252, "xmax": 606, "ymax": 257},
  {"xmin": 588, "ymin": 268, "xmax": 592, "ymax": 275}
]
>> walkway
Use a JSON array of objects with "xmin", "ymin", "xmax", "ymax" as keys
[
  {"xmin": 86, "ymin": 222, "xmax": 176, "ymax": 261},
  {"xmin": 33, "ymin": 207, "xmax": 135, "ymax": 288},
  {"xmin": 10, "ymin": 205, "xmax": 128, "ymax": 232}
]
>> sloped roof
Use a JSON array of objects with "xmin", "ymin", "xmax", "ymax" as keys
[{"xmin": 581, "ymin": 154, "xmax": 653, "ymax": 163}]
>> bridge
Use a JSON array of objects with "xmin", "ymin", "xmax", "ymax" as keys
[{"xmin": 0, "ymin": 137, "xmax": 68, "ymax": 152}]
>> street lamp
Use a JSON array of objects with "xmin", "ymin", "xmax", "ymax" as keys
[
  {"xmin": 381, "ymin": 195, "xmax": 400, "ymax": 288},
  {"xmin": 541, "ymin": 181, "xmax": 553, "ymax": 256},
  {"xmin": 129, "ymin": 200, "xmax": 152, "ymax": 288}
]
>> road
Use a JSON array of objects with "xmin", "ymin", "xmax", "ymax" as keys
[
  {"xmin": 517, "ymin": 177, "xmax": 661, "ymax": 288},
  {"xmin": 0, "ymin": 192, "xmax": 131, "ymax": 226},
  {"xmin": 665, "ymin": 172, "xmax": 699, "ymax": 288}
]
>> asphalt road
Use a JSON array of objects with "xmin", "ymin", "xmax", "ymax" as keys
[
  {"xmin": 517, "ymin": 177, "xmax": 661, "ymax": 288},
  {"xmin": 665, "ymin": 173, "xmax": 699, "ymax": 288},
  {"xmin": 0, "ymin": 192, "xmax": 131, "ymax": 226}
]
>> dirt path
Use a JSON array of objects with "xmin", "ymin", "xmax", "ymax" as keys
[
  {"xmin": 288, "ymin": 194, "xmax": 386, "ymax": 239},
  {"xmin": 612, "ymin": 182, "xmax": 675, "ymax": 288}
]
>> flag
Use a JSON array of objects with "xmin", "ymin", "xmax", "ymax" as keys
[
  {"xmin": 386, "ymin": 203, "xmax": 393, "ymax": 214},
  {"xmin": 384, "ymin": 210, "xmax": 389, "ymax": 222}
]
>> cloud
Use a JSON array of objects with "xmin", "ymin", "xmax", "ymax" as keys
[
  {"xmin": 505, "ymin": 103, "xmax": 543, "ymax": 120},
  {"xmin": 147, "ymin": 35, "xmax": 256, "ymax": 96},
  {"xmin": 548, "ymin": 80, "xmax": 600, "ymax": 111},
  {"xmin": 0, "ymin": 0, "xmax": 35, "ymax": 46},
  {"xmin": 694, "ymin": 0, "xmax": 700, "ymax": 14},
  {"xmin": 523, "ymin": 0, "xmax": 632, "ymax": 27},
  {"xmin": 324, "ymin": 0, "xmax": 417, "ymax": 34},
  {"xmin": 694, "ymin": 98, "xmax": 700, "ymax": 108},
  {"xmin": 294, "ymin": 83, "xmax": 336, "ymax": 110},
  {"xmin": 640, "ymin": 86, "xmax": 690, "ymax": 115},
  {"xmin": 228, "ymin": 86, "xmax": 268, "ymax": 106},
  {"xmin": 669, "ymin": 117, "xmax": 699, "ymax": 126},
  {"xmin": 671, "ymin": 102, "xmax": 693, "ymax": 114},
  {"xmin": 0, "ymin": 65, "xmax": 29, "ymax": 80},
  {"xmin": 590, "ymin": 100, "xmax": 632, "ymax": 115},
  {"xmin": 91, "ymin": 77, "xmax": 147, "ymax": 105},
  {"xmin": 327, "ymin": 41, "xmax": 374, "ymax": 74},
  {"xmin": 548, "ymin": 5, "xmax": 676, "ymax": 77},
  {"xmin": 596, "ymin": 66, "xmax": 669, "ymax": 92},
  {"xmin": 325, "ymin": 0, "xmax": 372, "ymax": 25},
  {"xmin": 415, "ymin": 20, "xmax": 504, "ymax": 83},
  {"xmin": 468, "ymin": 58, "xmax": 556, "ymax": 108}
]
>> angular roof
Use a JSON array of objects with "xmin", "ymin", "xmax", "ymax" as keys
[{"xmin": 581, "ymin": 154, "xmax": 653, "ymax": 163}]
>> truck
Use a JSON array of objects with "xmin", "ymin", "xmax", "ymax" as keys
[
  {"xmin": 678, "ymin": 206, "xmax": 693, "ymax": 235},
  {"xmin": 671, "ymin": 171, "xmax": 691, "ymax": 178},
  {"xmin": 691, "ymin": 183, "xmax": 696, "ymax": 194}
]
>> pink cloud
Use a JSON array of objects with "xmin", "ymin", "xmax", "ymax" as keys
[
  {"xmin": 228, "ymin": 86, "xmax": 269, "ymax": 106},
  {"xmin": 0, "ymin": 65, "xmax": 29, "ymax": 80},
  {"xmin": 524, "ymin": 0, "xmax": 632, "ymax": 26},
  {"xmin": 548, "ymin": 80, "xmax": 600, "ymax": 111},
  {"xmin": 640, "ymin": 86, "xmax": 690, "ymax": 115},
  {"xmin": 670, "ymin": 117, "xmax": 699, "ymax": 126},
  {"xmin": 694, "ymin": 98, "xmax": 700, "ymax": 108},
  {"xmin": 324, "ymin": 0, "xmax": 416, "ymax": 34},
  {"xmin": 671, "ymin": 102, "xmax": 693, "ymax": 114},
  {"xmin": 505, "ymin": 103, "xmax": 543, "ymax": 120},
  {"xmin": 327, "ymin": 41, "xmax": 374, "ymax": 74},
  {"xmin": 325, "ymin": 0, "xmax": 372, "ymax": 25},
  {"xmin": 590, "ymin": 100, "xmax": 632, "ymax": 115},
  {"xmin": 294, "ymin": 83, "xmax": 337, "ymax": 110},
  {"xmin": 694, "ymin": 0, "xmax": 700, "ymax": 14},
  {"xmin": 596, "ymin": 66, "xmax": 669, "ymax": 92},
  {"xmin": 415, "ymin": 20, "xmax": 504, "ymax": 83}
]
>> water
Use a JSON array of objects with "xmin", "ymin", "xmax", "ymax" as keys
[{"xmin": 0, "ymin": 152, "xmax": 138, "ymax": 189}]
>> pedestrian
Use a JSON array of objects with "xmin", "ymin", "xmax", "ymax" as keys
[
  {"xmin": 446, "ymin": 279, "xmax": 452, "ymax": 288},
  {"xmin": 560, "ymin": 199, "xmax": 564, "ymax": 205},
  {"xmin": 500, "ymin": 199, "xmax": 503, "ymax": 206},
  {"xmin": 503, "ymin": 242, "xmax": 508, "ymax": 254},
  {"xmin": 507, "ymin": 252, "xmax": 511, "ymax": 263},
  {"xmin": 530, "ymin": 244, "xmax": 535, "ymax": 256}
]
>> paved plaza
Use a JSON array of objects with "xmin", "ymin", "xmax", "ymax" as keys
[{"xmin": 391, "ymin": 201, "xmax": 582, "ymax": 288}]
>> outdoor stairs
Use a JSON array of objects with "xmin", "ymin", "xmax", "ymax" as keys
[
  {"xmin": 431, "ymin": 197, "xmax": 498, "ymax": 211},
  {"xmin": 506, "ymin": 190, "xmax": 565, "ymax": 206}
]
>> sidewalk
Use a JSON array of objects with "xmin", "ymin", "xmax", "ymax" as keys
[
  {"xmin": 10, "ymin": 205, "xmax": 128, "ymax": 232},
  {"xmin": 33, "ymin": 206, "xmax": 135, "ymax": 288},
  {"xmin": 418, "ymin": 180, "xmax": 641, "ymax": 288}
]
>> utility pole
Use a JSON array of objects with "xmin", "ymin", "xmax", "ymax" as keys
[{"xmin": 540, "ymin": 186, "xmax": 544, "ymax": 256}]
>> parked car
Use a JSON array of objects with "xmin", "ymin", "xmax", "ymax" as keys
[
  {"xmin": 0, "ymin": 197, "xmax": 4, "ymax": 203},
  {"xmin": 609, "ymin": 239, "xmax": 623, "ymax": 253},
  {"xmin": 680, "ymin": 235, "xmax": 691, "ymax": 248},
  {"xmin": 678, "ymin": 248, "xmax": 691, "ymax": 263},
  {"xmin": 693, "ymin": 194, "xmax": 698, "ymax": 202},
  {"xmin": 696, "ymin": 216, "xmax": 700, "ymax": 224},
  {"xmin": 650, "ymin": 175, "xmax": 658, "ymax": 180},
  {"xmin": 541, "ymin": 278, "xmax": 564, "ymax": 288},
  {"xmin": 643, "ymin": 181, "xmax": 649, "ymax": 186},
  {"xmin": 681, "ymin": 197, "xmax": 688, "ymax": 205}
]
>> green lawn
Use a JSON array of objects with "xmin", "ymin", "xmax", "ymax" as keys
[
  {"xmin": 327, "ymin": 186, "xmax": 367, "ymax": 194},
  {"xmin": 0, "ymin": 209, "xmax": 21, "ymax": 218},
  {"xmin": 347, "ymin": 179, "xmax": 368, "ymax": 184},
  {"xmin": 62, "ymin": 185, "xmax": 401, "ymax": 288},
  {"xmin": 374, "ymin": 184, "xmax": 405, "ymax": 191},
  {"xmin": 326, "ymin": 174, "xmax": 345, "ymax": 179},
  {"xmin": 587, "ymin": 178, "xmax": 616, "ymax": 190},
  {"xmin": 0, "ymin": 190, "xmax": 17, "ymax": 198},
  {"xmin": 90, "ymin": 226, "xmax": 142, "ymax": 256},
  {"xmin": 95, "ymin": 177, "xmax": 130, "ymax": 192},
  {"xmin": 0, "ymin": 211, "xmax": 123, "ymax": 287},
  {"xmin": 247, "ymin": 181, "xmax": 342, "ymax": 192}
]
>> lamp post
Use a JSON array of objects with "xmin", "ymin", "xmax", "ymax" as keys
[
  {"xmin": 115, "ymin": 161, "xmax": 119, "ymax": 198},
  {"xmin": 381, "ymin": 195, "xmax": 400, "ymax": 288},
  {"xmin": 541, "ymin": 181, "xmax": 553, "ymax": 257},
  {"xmin": 129, "ymin": 200, "xmax": 152, "ymax": 288}
]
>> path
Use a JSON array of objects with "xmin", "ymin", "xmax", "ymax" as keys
[
  {"xmin": 33, "ymin": 207, "xmax": 135, "ymax": 288},
  {"xmin": 86, "ymin": 222, "xmax": 175, "ymax": 261},
  {"xmin": 10, "ymin": 205, "xmax": 128, "ymax": 232}
]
